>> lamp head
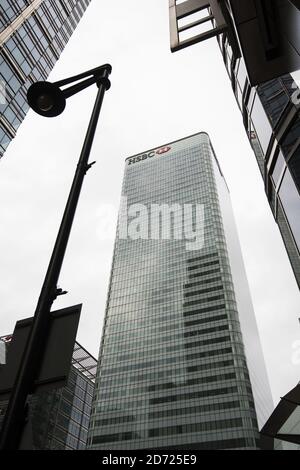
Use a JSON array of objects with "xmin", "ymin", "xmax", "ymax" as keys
[{"xmin": 27, "ymin": 81, "xmax": 66, "ymax": 117}]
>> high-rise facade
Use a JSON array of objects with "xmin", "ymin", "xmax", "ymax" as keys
[
  {"xmin": 169, "ymin": 1, "xmax": 300, "ymax": 290},
  {"xmin": 87, "ymin": 132, "xmax": 273, "ymax": 450},
  {"xmin": 0, "ymin": 340, "xmax": 96, "ymax": 450},
  {"xmin": 217, "ymin": 37, "xmax": 300, "ymax": 291},
  {"xmin": 0, "ymin": 0, "xmax": 92, "ymax": 159}
]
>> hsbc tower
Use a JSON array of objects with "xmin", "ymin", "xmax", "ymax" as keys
[{"xmin": 87, "ymin": 132, "xmax": 273, "ymax": 450}]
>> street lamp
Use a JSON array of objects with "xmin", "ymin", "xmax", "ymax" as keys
[{"xmin": 0, "ymin": 64, "xmax": 112, "ymax": 449}]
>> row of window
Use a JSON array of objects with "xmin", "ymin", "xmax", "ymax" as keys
[
  {"xmin": 183, "ymin": 294, "xmax": 225, "ymax": 307},
  {"xmin": 93, "ymin": 370, "xmax": 252, "ymax": 412},
  {"xmin": 150, "ymin": 385, "xmax": 238, "ymax": 406},
  {"xmin": 121, "ymin": 187, "xmax": 216, "ymax": 202},
  {"xmin": 122, "ymin": 180, "xmax": 218, "ymax": 195},
  {"xmin": 106, "ymin": 292, "xmax": 227, "ymax": 324},
  {"xmin": 108, "ymin": 272, "xmax": 231, "ymax": 297},
  {"xmin": 103, "ymin": 324, "xmax": 230, "ymax": 363},
  {"xmin": 104, "ymin": 309, "xmax": 229, "ymax": 338},
  {"xmin": 123, "ymin": 169, "xmax": 208, "ymax": 188},
  {"xmin": 91, "ymin": 417, "xmax": 244, "ymax": 444},
  {"xmin": 184, "ymin": 284, "xmax": 223, "ymax": 298},
  {"xmin": 108, "ymin": 303, "xmax": 227, "ymax": 329},
  {"xmin": 120, "ymin": 196, "xmax": 219, "ymax": 212},
  {"xmin": 99, "ymin": 346, "xmax": 233, "ymax": 377},
  {"xmin": 183, "ymin": 302, "xmax": 226, "ymax": 318},
  {"xmin": 97, "ymin": 358, "xmax": 235, "ymax": 389},
  {"xmin": 110, "ymin": 262, "xmax": 221, "ymax": 284},
  {"xmin": 123, "ymin": 164, "xmax": 214, "ymax": 181},
  {"xmin": 185, "ymin": 275, "xmax": 223, "ymax": 289},
  {"xmin": 110, "ymin": 254, "xmax": 224, "ymax": 280},
  {"xmin": 98, "ymin": 370, "xmax": 237, "ymax": 401},
  {"xmin": 107, "ymin": 300, "xmax": 238, "ymax": 325},
  {"xmin": 187, "ymin": 252, "xmax": 218, "ymax": 263},
  {"xmin": 148, "ymin": 417, "xmax": 244, "ymax": 438},
  {"xmin": 110, "ymin": 278, "xmax": 224, "ymax": 299},
  {"xmin": 94, "ymin": 400, "xmax": 244, "ymax": 428},
  {"xmin": 187, "ymin": 260, "xmax": 219, "ymax": 271},
  {"xmin": 188, "ymin": 267, "xmax": 221, "ymax": 279},
  {"xmin": 148, "ymin": 400, "xmax": 252, "ymax": 421},
  {"xmin": 101, "ymin": 333, "xmax": 232, "ymax": 369},
  {"xmin": 107, "ymin": 283, "xmax": 225, "ymax": 309},
  {"xmin": 103, "ymin": 308, "xmax": 233, "ymax": 343}
]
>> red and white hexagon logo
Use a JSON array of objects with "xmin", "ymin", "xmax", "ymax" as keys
[{"xmin": 156, "ymin": 146, "xmax": 171, "ymax": 155}]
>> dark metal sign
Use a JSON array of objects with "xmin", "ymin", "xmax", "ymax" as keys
[{"xmin": 0, "ymin": 305, "xmax": 82, "ymax": 399}]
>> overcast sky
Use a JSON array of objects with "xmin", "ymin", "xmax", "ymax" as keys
[{"xmin": 0, "ymin": 1, "xmax": 299, "ymax": 409}]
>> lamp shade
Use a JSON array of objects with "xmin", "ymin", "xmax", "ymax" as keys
[{"xmin": 27, "ymin": 81, "xmax": 66, "ymax": 117}]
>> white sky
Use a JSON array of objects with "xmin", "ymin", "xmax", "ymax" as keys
[{"xmin": 0, "ymin": 0, "xmax": 299, "ymax": 409}]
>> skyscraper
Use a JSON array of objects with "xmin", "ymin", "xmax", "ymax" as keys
[
  {"xmin": 87, "ymin": 132, "xmax": 273, "ymax": 450},
  {"xmin": 169, "ymin": 1, "xmax": 300, "ymax": 290},
  {"xmin": 0, "ymin": 0, "xmax": 92, "ymax": 159},
  {"xmin": 217, "ymin": 40, "xmax": 300, "ymax": 291}
]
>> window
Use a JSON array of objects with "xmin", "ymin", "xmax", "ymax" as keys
[
  {"xmin": 279, "ymin": 168, "xmax": 300, "ymax": 252},
  {"xmin": 289, "ymin": 145, "xmax": 300, "ymax": 192},
  {"xmin": 251, "ymin": 94, "xmax": 273, "ymax": 154},
  {"xmin": 264, "ymin": 92, "xmax": 289, "ymax": 125},
  {"xmin": 236, "ymin": 59, "xmax": 247, "ymax": 92},
  {"xmin": 271, "ymin": 150, "xmax": 285, "ymax": 186},
  {"xmin": 281, "ymin": 118, "xmax": 300, "ymax": 157}
]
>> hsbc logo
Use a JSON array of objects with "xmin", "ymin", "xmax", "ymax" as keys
[
  {"xmin": 156, "ymin": 146, "xmax": 171, "ymax": 155},
  {"xmin": 128, "ymin": 146, "xmax": 171, "ymax": 165}
]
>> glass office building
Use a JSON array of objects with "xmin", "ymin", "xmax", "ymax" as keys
[
  {"xmin": 218, "ymin": 36, "xmax": 300, "ymax": 290},
  {"xmin": 87, "ymin": 132, "xmax": 273, "ymax": 450},
  {"xmin": 0, "ymin": 0, "xmax": 92, "ymax": 159},
  {"xmin": 169, "ymin": 0, "xmax": 300, "ymax": 290},
  {"xmin": 0, "ymin": 340, "xmax": 96, "ymax": 450}
]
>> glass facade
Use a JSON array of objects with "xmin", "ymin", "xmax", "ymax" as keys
[
  {"xmin": 0, "ymin": 0, "xmax": 92, "ymax": 159},
  {"xmin": 216, "ymin": 4, "xmax": 300, "ymax": 290},
  {"xmin": 169, "ymin": 0, "xmax": 300, "ymax": 290},
  {"xmin": 0, "ymin": 341, "xmax": 96, "ymax": 450},
  {"xmin": 87, "ymin": 132, "xmax": 273, "ymax": 450}
]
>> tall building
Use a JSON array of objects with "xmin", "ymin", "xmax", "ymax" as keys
[
  {"xmin": 0, "ymin": 339, "xmax": 96, "ymax": 450},
  {"xmin": 0, "ymin": 0, "xmax": 92, "ymax": 159},
  {"xmin": 217, "ymin": 36, "xmax": 300, "ymax": 292},
  {"xmin": 169, "ymin": 1, "xmax": 300, "ymax": 290},
  {"xmin": 87, "ymin": 132, "xmax": 273, "ymax": 450}
]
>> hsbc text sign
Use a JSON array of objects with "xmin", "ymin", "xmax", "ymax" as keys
[{"xmin": 127, "ymin": 146, "xmax": 171, "ymax": 165}]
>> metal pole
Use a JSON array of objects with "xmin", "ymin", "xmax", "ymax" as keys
[{"xmin": 0, "ymin": 68, "xmax": 111, "ymax": 450}]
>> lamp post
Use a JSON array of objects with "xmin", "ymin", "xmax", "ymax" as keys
[{"xmin": 0, "ymin": 64, "xmax": 112, "ymax": 449}]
